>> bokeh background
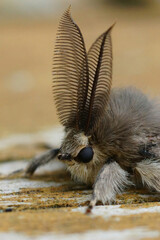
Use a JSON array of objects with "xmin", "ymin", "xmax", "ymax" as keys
[{"xmin": 0, "ymin": 0, "xmax": 160, "ymax": 138}]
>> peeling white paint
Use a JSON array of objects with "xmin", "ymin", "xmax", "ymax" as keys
[
  {"xmin": 73, "ymin": 205, "xmax": 160, "ymax": 218},
  {"xmin": 0, "ymin": 201, "xmax": 31, "ymax": 206},
  {"xmin": 74, "ymin": 195, "xmax": 92, "ymax": 204},
  {"xmin": 1, "ymin": 195, "xmax": 18, "ymax": 199},
  {"xmin": 0, "ymin": 179, "xmax": 62, "ymax": 194},
  {"xmin": 138, "ymin": 194, "xmax": 160, "ymax": 198},
  {"xmin": 0, "ymin": 228, "xmax": 159, "ymax": 240}
]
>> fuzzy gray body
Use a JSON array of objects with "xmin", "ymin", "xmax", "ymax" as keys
[
  {"xmin": 23, "ymin": 86, "xmax": 160, "ymax": 206},
  {"xmin": 63, "ymin": 87, "xmax": 160, "ymax": 189},
  {"xmin": 94, "ymin": 87, "xmax": 160, "ymax": 170},
  {"xmin": 22, "ymin": 86, "xmax": 160, "ymax": 206},
  {"xmin": 16, "ymin": 9, "xmax": 160, "ymax": 208}
]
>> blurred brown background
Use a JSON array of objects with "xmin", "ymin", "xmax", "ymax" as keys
[{"xmin": 0, "ymin": 0, "xmax": 160, "ymax": 138}]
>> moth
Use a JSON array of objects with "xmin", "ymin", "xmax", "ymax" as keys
[{"xmin": 15, "ymin": 7, "xmax": 160, "ymax": 211}]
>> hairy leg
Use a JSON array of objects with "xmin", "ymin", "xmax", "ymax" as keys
[
  {"xmin": 9, "ymin": 148, "xmax": 59, "ymax": 177},
  {"xmin": 86, "ymin": 161, "xmax": 132, "ymax": 213},
  {"xmin": 25, "ymin": 148, "xmax": 59, "ymax": 176},
  {"xmin": 135, "ymin": 159, "xmax": 160, "ymax": 192}
]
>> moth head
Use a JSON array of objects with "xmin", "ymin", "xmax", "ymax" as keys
[
  {"xmin": 53, "ymin": 7, "xmax": 114, "ymax": 163},
  {"xmin": 58, "ymin": 129, "xmax": 94, "ymax": 163}
]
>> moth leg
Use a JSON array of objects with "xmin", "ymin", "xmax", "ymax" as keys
[
  {"xmin": 86, "ymin": 161, "xmax": 132, "ymax": 213},
  {"xmin": 135, "ymin": 159, "xmax": 160, "ymax": 192},
  {"xmin": 9, "ymin": 148, "xmax": 59, "ymax": 178}
]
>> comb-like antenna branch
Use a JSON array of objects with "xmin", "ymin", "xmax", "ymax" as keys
[
  {"xmin": 52, "ymin": 7, "xmax": 89, "ymax": 129},
  {"xmin": 84, "ymin": 24, "xmax": 114, "ymax": 133}
]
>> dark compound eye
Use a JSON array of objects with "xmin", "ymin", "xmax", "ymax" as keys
[{"xmin": 76, "ymin": 147, "xmax": 94, "ymax": 163}]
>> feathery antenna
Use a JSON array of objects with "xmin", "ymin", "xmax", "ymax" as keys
[{"xmin": 53, "ymin": 8, "xmax": 114, "ymax": 134}]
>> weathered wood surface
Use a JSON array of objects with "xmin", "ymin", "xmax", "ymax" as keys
[{"xmin": 0, "ymin": 128, "xmax": 160, "ymax": 240}]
